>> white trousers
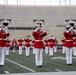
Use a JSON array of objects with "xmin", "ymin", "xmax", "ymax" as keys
[
  {"xmin": 62, "ymin": 46, "xmax": 65, "ymax": 54},
  {"xmin": 65, "ymin": 47, "xmax": 73, "ymax": 64},
  {"xmin": 45, "ymin": 46, "xmax": 48, "ymax": 54},
  {"xmin": 13, "ymin": 47, "xmax": 16, "ymax": 53},
  {"xmin": 19, "ymin": 46, "xmax": 23, "ymax": 55},
  {"xmin": 49, "ymin": 47, "xmax": 54, "ymax": 56},
  {"xmin": 5, "ymin": 47, "xmax": 9, "ymax": 55},
  {"xmin": 73, "ymin": 47, "xmax": 76, "ymax": 56},
  {"xmin": 35, "ymin": 48, "xmax": 43, "ymax": 66},
  {"xmin": 0, "ymin": 47, "xmax": 6, "ymax": 65},
  {"xmin": 25, "ymin": 47, "xmax": 30, "ymax": 56},
  {"xmin": 32, "ymin": 46, "xmax": 35, "ymax": 54},
  {"xmin": 54, "ymin": 46, "xmax": 57, "ymax": 52}
]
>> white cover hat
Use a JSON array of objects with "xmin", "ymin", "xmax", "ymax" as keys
[{"xmin": 66, "ymin": 25, "xmax": 70, "ymax": 28}]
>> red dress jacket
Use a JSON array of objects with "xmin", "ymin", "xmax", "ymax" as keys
[
  {"xmin": 12, "ymin": 39, "xmax": 17, "ymax": 46},
  {"xmin": 0, "ymin": 30, "xmax": 10, "ymax": 47},
  {"xmin": 63, "ymin": 31, "xmax": 73, "ymax": 47},
  {"xmin": 24, "ymin": 38, "xmax": 31, "ymax": 47},
  {"xmin": 32, "ymin": 30, "xmax": 47, "ymax": 48},
  {"xmin": 55, "ymin": 39, "xmax": 58, "ymax": 45},
  {"xmin": 18, "ymin": 39, "xmax": 24, "ymax": 46},
  {"xmin": 48, "ymin": 38, "xmax": 55, "ymax": 48},
  {"xmin": 44, "ymin": 39, "xmax": 48, "ymax": 47},
  {"xmin": 61, "ymin": 39, "xmax": 65, "ymax": 46},
  {"xmin": 73, "ymin": 37, "xmax": 76, "ymax": 47},
  {"xmin": 5, "ymin": 39, "xmax": 11, "ymax": 47}
]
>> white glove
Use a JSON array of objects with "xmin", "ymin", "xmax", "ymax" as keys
[
  {"xmin": 66, "ymin": 27, "xmax": 73, "ymax": 33},
  {"xmin": 34, "ymin": 27, "xmax": 39, "ymax": 32}
]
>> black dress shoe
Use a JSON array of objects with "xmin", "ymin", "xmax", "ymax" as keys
[
  {"xmin": 0, "ymin": 65, "xmax": 4, "ymax": 67},
  {"xmin": 37, "ymin": 65, "xmax": 42, "ymax": 67},
  {"xmin": 67, "ymin": 64, "xmax": 72, "ymax": 65},
  {"xmin": 39, "ymin": 65, "xmax": 42, "ymax": 67}
]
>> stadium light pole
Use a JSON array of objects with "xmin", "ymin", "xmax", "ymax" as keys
[
  {"xmin": 49, "ymin": 0, "xmax": 51, "ymax": 6},
  {"xmin": 64, "ymin": 0, "xmax": 67, "ymax": 6},
  {"xmin": 17, "ymin": 0, "xmax": 18, "ymax": 5},
  {"xmin": 69, "ymin": 0, "xmax": 71, "ymax": 5},
  {"xmin": 34, "ymin": 0, "xmax": 36, "ymax": 6},
  {"xmin": 4, "ymin": 0, "xmax": 5, "ymax": 5},
  {"xmin": 18, "ymin": 0, "xmax": 21, "ymax": 5},
  {"xmin": 59, "ymin": 0, "xmax": 61, "ymax": 5},
  {"xmin": 6, "ymin": 0, "xmax": 8, "ymax": 5}
]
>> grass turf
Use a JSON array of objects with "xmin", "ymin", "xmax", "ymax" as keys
[{"xmin": 0, "ymin": 49, "xmax": 76, "ymax": 74}]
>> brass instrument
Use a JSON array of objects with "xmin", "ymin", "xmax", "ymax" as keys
[
  {"xmin": 66, "ymin": 20, "xmax": 76, "ymax": 33},
  {"xmin": 2, "ymin": 19, "xmax": 9, "ymax": 34}
]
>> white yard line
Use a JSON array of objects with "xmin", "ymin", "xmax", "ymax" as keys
[
  {"xmin": 4, "ymin": 71, "xmax": 9, "ymax": 74},
  {"xmin": 55, "ymin": 69, "xmax": 62, "ymax": 72},
  {"xmin": 51, "ymin": 57, "xmax": 66, "ymax": 60},
  {"xmin": 73, "ymin": 57, "xmax": 76, "ymax": 59},
  {"xmin": 51, "ymin": 57, "xmax": 76, "ymax": 60},
  {"xmin": 5, "ymin": 58, "xmax": 36, "ymax": 73}
]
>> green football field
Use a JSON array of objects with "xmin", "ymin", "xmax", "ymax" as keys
[{"xmin": 0, "ymin": 49, "xmax": 76, "ymax": 74}]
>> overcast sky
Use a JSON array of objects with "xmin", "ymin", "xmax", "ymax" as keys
[{"xmin": 0, "ymin": 0, "xmax": 76, "ymax": 5}]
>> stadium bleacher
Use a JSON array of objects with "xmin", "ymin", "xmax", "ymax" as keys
[
  {"xmin": 0, "ymin": 5, "xmax": 76, "ymax": 75},
  {"xmin": 0, "ymin": 5, "xmax": 76, "ymax": 43}
]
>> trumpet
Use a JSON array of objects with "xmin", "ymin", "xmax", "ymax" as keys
[{"xmin": 66, "ymin": 27, "xmax": 73, "ymax": 33}]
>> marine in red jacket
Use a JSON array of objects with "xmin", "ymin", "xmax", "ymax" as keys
[
  {"xmin": 54, "ymin": 38, "xmax": 58, "ymax": 52},
  {"xmin": 32, "ymin": 21, "xmax": 47, "ymax": 67},
  {"xmin": 5, "ymin": 39, "xmax": 11, "ymax": 47},
  {"xmin": 11, "ymin": 38, "xmax": 17, "ymax": 53},
  {"xmin": 0, "ymin": 24, "xmax": 10, "ymax": 66},
  {"xmin": 0, "ymin": 28, "xmax": 10, "ymax": 47},
  {"xmin": 24, "ymin": 35, "xmax": 31, "ymax": 56},
  {"xmin": 44, "ymin": 38, "xmax": 48, "ymax": 47},
  {"xmin": 64, "ymin": 31, "xmax": 73, "ymax": 47},
  {"xmin": 18, "ymin": 37, "xmax": 24, "ymax": 46},
  {"xmin": 24, "ymin": 36, "xmax": 31, "ymax": 47},
  {"xmin": 48, "ymin": 36, "xmax": 55, "ymax": 48},
  {"xmin": 12, "ymin": 38, "xmax": 17, "ymax": 46},
  {"xmin": 18, "ymin": 36, "xmax": 24, "ymax": 55},
  {"xmin": 48, "ymin": 36, "xmax": 55, "ymax": 56},
  {"xmin": 55, "ymin": 39, "xmax": 58, "ymax": 45},
  {"xmin": 32, "ymin": 29, "xmax": 47, "ymax": 48},
  {"xmin": 63, "ymin": 25, "xmax": 74, "ymax": 65}
]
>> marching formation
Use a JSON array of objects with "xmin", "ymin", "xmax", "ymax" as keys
[{"xmin": 0, "ymin": 19, "xmax": 76, "ymax": 67}]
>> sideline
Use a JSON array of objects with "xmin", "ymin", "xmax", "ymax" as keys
[
  {"xmin": 51, "ymin": 57, "xmax": 76, "ymax": 60},
  {"xmin": 1, "ymin": 72, "xmax": 76, "ymax": 75}
]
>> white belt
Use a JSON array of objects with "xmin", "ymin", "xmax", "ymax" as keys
[
  {"xmin": 26, "ymin": 43, "xmax": 29, "ymax": 44},
  {"xmin": 0, "ymin": 38, "xmax": 6, "ymax": 40},
  {"xmin": 49, "ymin": 43, "xmax": 54, "ymax": 44},
  {"xmin": 66, "ymin": 40, "xmax": 73, "ymax": 42},
  {"xmin": 35, "ymin": 40, "xmax": 43, "ymax": 42},
  {"xmin": 45, "ymin": 43, "xmax": 48, "ymax": 44}
]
